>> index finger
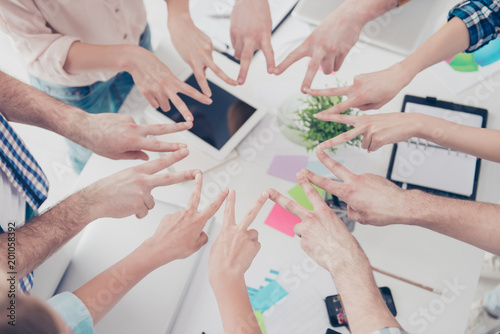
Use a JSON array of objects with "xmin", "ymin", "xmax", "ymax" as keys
[
  {"xmin": 261, "ymin": 38, "xmax": 275, "ymax": 74},
  {"xmin": 318, "ymin": 126, "xmax": 365, "ymax": 150},
  {"xmin": 169, "ymin": 94, "xmax": 194, "ymax": 122},
  {"xmin": 237, "ymin": 42, "xmax": 255, "ymax": 85},
  {"xmin": 193, "ymin": 67, "xmax": 212, "ymax": 98},
  {"xmin": 187, "ymin": 172, "xmax": 203, "ymax": 210},
  {"xmin": 139, "ymin": 121, "xmax": 192, "ymax": 136},
  {"xmin": 201, "ymin": 188, "xmax": 230, "ymax": 220},
  {"xmin": 207, "ymin": 61, "xmax": 238, "ymax": 86},
  {"xmin": 274, "ymin": 44, "xmax": 307, "ymax": 75},
  {"xmin": 137, "ymin": 148, "xmax": 189, "ymax": 174},
  {"xmin": 301, "ymin": 52, "xmax": 324, "ymax": 93},
  {"xmin": 307, "ymin": 86, "xmax": 351, "ymax": 97},
  {"xmin": 296, "ymin": 173, "xmax": 325, "ymax": 209},
  {"xmin": 223, "ymin": 189, "xmax": 236, "ymax": 228},
  {"xmin": 266, "ymin": 188, "xmax": 309, "ymax": 219},
  {"xmin": 239, "ymin": 191, "xmax": 269, "ymax": 230},
  {"xmin": 316, "ymin": 150, "xmax": 355, "ymax": 182}
]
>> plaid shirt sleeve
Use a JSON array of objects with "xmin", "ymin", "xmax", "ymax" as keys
[
  {"xmin": 448, "ymin": 0, "xmax": 500, "ymax": 52},
  {"xmin": 370, "ymin": 327, "xmax": 410, "ymax": 334}
]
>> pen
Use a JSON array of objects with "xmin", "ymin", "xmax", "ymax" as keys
[
  {"xmin": 212, "ymin": 39, "xmax": 230, "ymax": 54},
  {"xmin": 208, "ymin": 13, "xmax": 231, "ymax": 19}
]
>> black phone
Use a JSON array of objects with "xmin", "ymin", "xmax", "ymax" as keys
[{"xmin": 325, "ymin": 287, "xmax": 397, "ymax": 327}]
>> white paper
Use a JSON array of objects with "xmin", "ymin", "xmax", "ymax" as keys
[{"xmin": 390, "ymin": 102, "xmax": 484, "ymax": 197}]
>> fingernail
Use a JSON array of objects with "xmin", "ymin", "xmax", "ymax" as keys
[
  {"xmin": 268, "ymin": 66, "xmax": 274, "ymax": 73},
  {"xmin": 261, "ymin": 191, "xmax": 269, "ymax": 198},
  {"xmin": 179, "ymin": 143, "xmax": 187, "ymax": 148},
  {"xmin": 180, "ymin": 148, "xmax": 189, "ymax": 156},
  {"xmin": 223, "ymin": 187, "xmax": 229, "ymax": 194},
  {"xmin": 238, "ymin": 78, "xmax": 244, "ymax": 85},
  {"xmin": 300, "ymin": 168, "xmax": 308, "ymax": 174},
  {"xmin": 313, "ymin": 114, "xmax": 318, "ymax": 119},
  {"xmin": 318, "ymin": 143, "xmax": 325, "ymax": 150},
  {"xmin": 186, "ymin": 116, "xmax": 193, "ymax": 122},
  {"xmin": 296, "ymin": 172, "xmax": 304, "ymax": 179},
  {"xmin": 193, "ymin": 170, "xmax": 201, "ymax": 177}
]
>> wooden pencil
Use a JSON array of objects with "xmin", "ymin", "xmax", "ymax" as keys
[{"xmin": 372, "ymin": 266, "xmax": 442, "ymax": 295}]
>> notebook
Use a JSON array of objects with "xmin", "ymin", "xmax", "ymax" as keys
[{"xmin": 387, "ymin": 95, "xmax": 488, "ymax": 200}]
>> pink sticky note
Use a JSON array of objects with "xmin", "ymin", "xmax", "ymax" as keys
[
  {"xmin": 267, "ymin": 155, "xmax": 309, "ymax": 182},
  {"xmin": 264, "ymin": 204, "xmax": 302, "ymax": 237}
]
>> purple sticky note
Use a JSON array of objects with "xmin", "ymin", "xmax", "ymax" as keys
[
  {"xmin": 264, "ymin": 204, "xmax": 302, "ymax": 237},
  {"xmin": 267, "ymin": 155, "xmax": 309, "ymax": 182}
]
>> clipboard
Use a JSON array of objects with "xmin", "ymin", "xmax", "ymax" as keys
[{"xmin": 387, "ymin": 95, "xmax": 488, "ymax": 200}]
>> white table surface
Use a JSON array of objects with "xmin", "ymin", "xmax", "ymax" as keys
[{"xmin": 56, "ymin": 20, "xmax": 500, "ymax": 334}]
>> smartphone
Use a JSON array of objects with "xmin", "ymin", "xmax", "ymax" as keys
[{"xmin": 325, "ymin": 287, "xmax": 397, "ymax": 327}]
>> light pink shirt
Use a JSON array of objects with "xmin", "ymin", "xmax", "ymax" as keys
[{"xmin": 0, "ymin": 0, "xmax": 148, "ymax": 87}]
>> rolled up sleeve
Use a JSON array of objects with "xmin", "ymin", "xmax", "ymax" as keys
[
  {"xmin": 46, "ymin": 292, "xmax": 94, "ymax": 334},
  {"xmin": 448, "ymin": 0, "xmax": 500, "ymax": 52},
  {"xmin": 0, "ymin": 1, "xmax": 82, "ymax": 83}
]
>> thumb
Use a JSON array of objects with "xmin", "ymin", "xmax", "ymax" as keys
[{"xmin": 198, "ymin": 232, "xmax": 209, "ymax": 247}]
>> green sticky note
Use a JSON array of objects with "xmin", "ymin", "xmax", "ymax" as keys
[
  {"xmin": 288, "ymin": 183, "xmax": 325, "ymax": 211},
  {"xmin": 254, "ymin": 310, "xmax": 266, "ymax": 334},
  {"xmin": 449, "ymin": 53, "xmax": 478, "ymax": 72}
]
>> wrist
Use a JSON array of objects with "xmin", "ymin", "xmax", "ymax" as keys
[
  {"xmin": 401, "ymin": 189, "xmax": 428, "ymax": 226},
  {"xmin": 67, "ymin": 191, "xmax": 96, "ymax": 225},
  {"xmin": 120, "ymin": 45, "xmax": 146, "ymax": 75},
  {"xmin": 136, "ymin": 238, "xmax": 175, "ymax": 271},
  {"xmin": 342, "ymin": 0, "xmax": 398, "ymax": 28},
  {"xmin": 209, "ymin": 267, "xmax": 245, "ymax": 291}
]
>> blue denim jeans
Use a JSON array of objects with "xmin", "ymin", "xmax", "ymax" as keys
[{"xmin": 30, "ymin": 25, "xmax": 152, "ymax": 173}]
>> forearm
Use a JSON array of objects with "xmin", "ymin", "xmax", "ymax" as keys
[
  {"xmin": 400, "ymin": 17, "xmax": 469, "ymax": 79},
  {"xmin": 416, "ymin": 113, "xmax": 500, "ymax": 162},
  {"xmin": 0, "ymin": 71, "xmax": 89, "ymax": 139},
  {"xmin": 73, "ymin": 242, "xmax": 159, "ymax": 325},
  {"xmin": 328, "ymin": 239, "xmax": 401, "ymax": 334},
  {"xmin": 407, "ymin": 190, "xmax": 500, "ymax": 255},
  {"xmin": 0, "ymin": 192, "xmax": 93, "ymax": 277},
  {"xmin": 165, "ymin": 0, "xmax": 191, "ymax": 24},
  {"xmin": 211, "ymin": 274, "xmax": 260, "ymax": 334},
  {"xmin": 340, "ymin": 0, "xmax": 399, "ymax": 28},
  {"xmin": 63, "ymin": 42, "xmax": 138, "ymax": 75}
]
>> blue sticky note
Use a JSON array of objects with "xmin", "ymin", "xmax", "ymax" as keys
[
  {"xmin": 305, "ymin": 160, "xmax": 337, "ymax": 177},
  {"xmin": 250, "ymin": 281, "xmax": 288, "ymax": 313}
]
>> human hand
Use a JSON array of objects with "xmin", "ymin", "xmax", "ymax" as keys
[
  {"xmin": 230, "ymin": 0, "xmax": 275, "ymax": 84},
  {"xmin": 267, "ymin": 174, "xmax": 357, "ymax": 271},
  {"xmin": 80, "ymin": 149, "xmax": 197, "ymax": 220},
  {"xmin": 308, "ymin": 63, "xmax": 414, "ymax": 113},
  {"xmin": 143, "ymin": 173, "xmax": 229, "ymax": 266},
  {"xmin": 317, "ymin": 112, "xmax": 423, "ymax": 152},
  {"xmin": 169, "ymin": 17, "xmax": 237, "ymax": 96},
  {"xmin": 302, "ymin": 150, "xmax": 412, "ymax": 226},
  {"xmin": 126, "ymin": 46, "xmax": 212, "ymax": 121},
  {"xmin": 274, "ymin": 6, "xmax": 364, "ymax": 92},
  {"xmin": 209, "ymin": 190, "xmax": 268, "ymax": 282},
  {"xmin": 80, "ymin": 113, "xmax": 192, "ymax": 160}
]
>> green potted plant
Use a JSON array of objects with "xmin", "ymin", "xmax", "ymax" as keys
[{"xmin": 277, "ymin": 93, "xmax": 361, "ymax": 152}]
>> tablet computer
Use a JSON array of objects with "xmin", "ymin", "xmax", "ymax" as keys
[
  {"xmin": 387, "ymin": 95, "xmax": 488, "ymax": 200},
  {"xmin": 145, "ymin": 73, "xmax": 266, "ymax": 160}
]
